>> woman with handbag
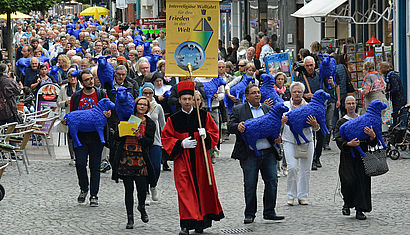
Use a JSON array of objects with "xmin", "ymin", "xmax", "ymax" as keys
[
  {"xmin": 112, "ymin": 96, "xmax": 156, "ymax": 229},
  {"xmin": 334, "ymin": 96, "xmax": 378, "ymax": 220},
  {"xmin": 281, "ymin": 82, "xmax": 319, "ymax": 206}
]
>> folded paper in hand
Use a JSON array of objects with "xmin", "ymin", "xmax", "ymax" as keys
[{"xmin": 118, "ymin": 115, "xmax": 142, "ymax": 137}]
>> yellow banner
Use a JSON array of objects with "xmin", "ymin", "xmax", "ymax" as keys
[{"xmin": 165, "ymin": 0, "xmax": 220, "ymax": 77}]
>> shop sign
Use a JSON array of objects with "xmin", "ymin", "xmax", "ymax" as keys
[{"xmin": 136, "ymin": 17, "xmax": 166, "ymax": 25}]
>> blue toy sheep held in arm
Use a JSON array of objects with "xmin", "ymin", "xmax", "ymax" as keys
[
  {"xmin": 64, "ymin": 98, "xmax": 115, "ymax": 148},
  {"xmin": 285, "ymin": 90, "xmax": 331, "ymax": 145},
  {"xmin": 112, "ymin": 87, "xmax": 135, "ymax": 121},
  {"xmin": 94, "ymin": 56, "xmax": 114, "ymax": 90},
  {"xmin": 224, "ymin": 74, "xmax": 254, "ymax": 114},
  {"xmin": 241, "ymin": 102, "xmax": 289, "ymax": 156},
  {"xmin": 202, "ymin": 76, "xmax": 226, "ymax": 111},
  {"xmin": 339, "ymin": 99, "xmax": 387, "ymax": 157},
  {"xmin": 260, "ymin": 73, "xmax": 284, "ymax": 104},
  {"xmin": 319, "ymin": 53, "xmax": 337, "ymax": 89}
]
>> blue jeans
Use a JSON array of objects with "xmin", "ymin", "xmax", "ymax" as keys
[
  {"xmin": 240, "ymin": 150, "xmax": 278, "ymax": 218},
  {"xmin": 74, "ymin": 134, "xmax": 104, "ymax": 197},
  {"xmin": 149, "ymin": 145, "xmax": 162, "ymax": 188}
]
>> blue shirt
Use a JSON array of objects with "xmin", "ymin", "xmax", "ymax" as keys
[{"xmin": 248, "ymin": 102, "xmax": 272, "ymax": 150}]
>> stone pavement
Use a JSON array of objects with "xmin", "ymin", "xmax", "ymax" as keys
[{"xmin": 1, "ymin": 133, "xmax": 410, "ymax": 234}]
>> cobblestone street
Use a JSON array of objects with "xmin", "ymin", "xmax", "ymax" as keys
[{"xmin": 1, "ymin": 134, "xmax": 410, "ymax": 234}]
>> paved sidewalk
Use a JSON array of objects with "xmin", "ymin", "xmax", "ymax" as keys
[{"xmin": 1, "ymin": 134, "xmax": 410, "ymax": 234}]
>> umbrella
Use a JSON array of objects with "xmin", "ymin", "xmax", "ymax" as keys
[
  {"xmin": 80, "ymin": 6, "xmax": 110, "ymax": 22},
  {"xmin": 0, "ymin": 11, "xmax": 33, "ymax": 19}
]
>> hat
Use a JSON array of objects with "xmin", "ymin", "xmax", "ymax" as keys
[
  {"xmin": 141, "ymin": 82, "xmax": 155, "ymax": 92},
  {"xmin": 177, "ymin": 81, "xmax": 195, "ymax": 97},
  {"xmin": 117, "ymin": 56, "xmax": 127, "ymax": 62}
]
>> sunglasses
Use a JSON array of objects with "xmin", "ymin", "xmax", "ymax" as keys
[
  {"xmin": 238, "ymin": 64, "xmax": 246, "ymax": 67},
  {"xmin": 142, "ymin": 92, "xmax": 153, "ymax": 95}
]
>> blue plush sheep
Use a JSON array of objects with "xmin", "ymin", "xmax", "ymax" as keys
[
  {"xmin": 112, "ymin": 87, "xmax": 135, "ymax": 121},
  {"xmin": 143, "ymin": 41, "xmax": 152, "ymax": 56},
  {"xmin": 241, "ymin": 102, "xmax": 289, "ymax": 156},
  {"xmin": 94, "ymin": 56, "xmax": 114, "ymax": 90},
  {"xmin": 201, "ymin": 76, "xmax": 226, "ymax": 111},
  {"xmin": 260, "ymin": 73, "xmax": 284, "ymax": 104},
  {"xmin": 145, "ymin": 54, "xmax": 161, "ymax": 72},
  {"xmin": 225, "ymin": 74, "xmax": 254, "ymax": 114},
  {"xmin": 339, "ymin": 99, "xmax": 387, "ymax": 157},
  {"xmin": 64, "ymin": 98, "xmax": 115, "ymax": 148},
  {"xmin": 48, "ymin": 65, "xmax": 60, "ymax": 82},
  {"xmin": 285, "ymin": 90, "xmax": 331, "ymax": 145},
  {"xmin": 163, "ymin": 87, "xmax": 172, "ymax": 100},
  {"xmin": 16, "ymin": 56, "xmax": 50, "ymax": 75},
  {"xmin": 319, "ymin": 53, "xmax": 337, "ymax": 89}
]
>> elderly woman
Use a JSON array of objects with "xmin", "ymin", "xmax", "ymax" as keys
[
  {"xmin": 281, "ymin": 82, "xmax": 319, "ymax": 206},
  {"xmin": 360, "ymin": 61, "xmax": 388, "ymax": 115},
  {"xmin": 334, "ymin": 96, "xmax": 377, "ymax": 220}
]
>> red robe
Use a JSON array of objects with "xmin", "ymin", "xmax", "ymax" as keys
[{"xmin": 161, "ymin": 108, "xmax": 224, "ymax": 230}]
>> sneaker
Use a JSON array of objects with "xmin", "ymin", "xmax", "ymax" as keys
[
  {"xmin": 298, "ymin": 199, "xmax": 309, "ymax": 205},
  {"xmin": 311, "ymin": 162, "xmax": 318, "ymax": 171},
  {"xmin": 90, "ymin": 196, "xmax": 99, "ymax": 207},
  {"xmin": 100, "ymin": 160, "xmax": 111, "ymax": 173},
  {"xmin": 78, "ymin": 190, "xmax": 88, "ymax": 203},
  {"xmin": 69, "ymin": 159, "xmax": 76, "ymax": 167},
  {"xmin": 151, "ymin": 187, "xmax": 158, "ymax": 201},
  {"xmin": 145, "ymin": 197, "xmax": 151, "ymax": 206}
]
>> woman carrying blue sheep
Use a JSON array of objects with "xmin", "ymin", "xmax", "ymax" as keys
[
  {"xmin": 281, "ymin": 82, "xmax": 319, "ymax": 206},
  {"xmin": 111, "ymin": 96, "xmax": 156, "ymax": 229},
  {"xmin": 334, "ymin": 95, "xmax": 377, "ymax": 220}
]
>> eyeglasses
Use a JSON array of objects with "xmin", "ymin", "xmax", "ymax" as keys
[
  {"xmin": 136, "ymin": 103, "xmax": 148, "ymax": 106},
  {"xmin": 305, "ymin": 64, "xmax": 314, "ymax": 67},
  {"xmin": 142, "ymin": 92, "xmax": 153, "ymax": 95},
  {"xmin": 117, "ymin": 73, "xmax": 126, "ymax": 76},
  {"xmin": 249, "ymin": 91, "xmax": 261, "ymax": 95},
  {"xmin": 291, "ymin": 91, "xmax": 303, "ymax": 94}
]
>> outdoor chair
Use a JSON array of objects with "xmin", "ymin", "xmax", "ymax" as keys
[
  {"xmin": 0, "ymin": 129, "xmax": 34, "ymax": 175},
  {"xmin": 32, "ymin": 116, "xmax": 59, "ymax": 157}
]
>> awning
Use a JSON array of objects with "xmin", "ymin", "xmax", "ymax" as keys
[{"xmin": 291, "ymin": 0, "xmax": 347, "ymax": 18}]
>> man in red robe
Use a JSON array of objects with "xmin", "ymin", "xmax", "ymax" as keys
[{"xmin": 161, "ymin": 81, "xmax": 224, "ymax": 235}]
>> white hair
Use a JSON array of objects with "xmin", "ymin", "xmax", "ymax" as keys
[
  {"xmin": 290, "ymin": 81, "xmax": 306, "ymax": 93},
  {"xmin": 345, "ymin": 95, "xmax": 356, "ymax": 104},
  {"xmin": 304, "ymin": 56, "xmax": 315, "ymax": 64}
]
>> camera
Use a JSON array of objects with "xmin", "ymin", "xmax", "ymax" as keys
[{"xmin": 119, "ymin": 23, "xmax": 129, "ymax": 31}]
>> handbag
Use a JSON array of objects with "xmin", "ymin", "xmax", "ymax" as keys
[
  {"xmin": 294, "ymin": 143, "xmax": 309, "ymax": 159},
  {"xmin": 361, "ymin": 147, "xmax": 389, "ymax": 177}
]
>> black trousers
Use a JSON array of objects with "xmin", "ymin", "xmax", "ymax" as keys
[
  {"xmin": 314, "ymin": 130, "xmax": 324, "ymax": 163},
  {"xmin": 123, "ymin": 176, "xmax": 147, "ymax": 215}
]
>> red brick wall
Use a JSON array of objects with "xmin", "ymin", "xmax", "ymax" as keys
[{"xmin": 126, "ymin": 4, "xmax": 136, "ymax": 24}]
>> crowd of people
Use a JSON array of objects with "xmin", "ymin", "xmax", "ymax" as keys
[{"xmin": 0, "ymin": 13, "xmax": 406, "ymax": 234}]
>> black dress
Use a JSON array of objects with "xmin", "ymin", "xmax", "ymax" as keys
[{"xmin": 334, "ymin": 117, "xmax": 377, "ymax": 212}]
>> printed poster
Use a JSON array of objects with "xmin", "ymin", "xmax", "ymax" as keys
[
  {"xmin": 35, "ymin": 83, "xmax": 60, "ymax": 132},
  {"xmin": 165, "ymin": 0, "xmax": 220, "ymax": 77},
  {"xmin": 264, "ymin": 52, "xmax": 294, "ymax": 82}
]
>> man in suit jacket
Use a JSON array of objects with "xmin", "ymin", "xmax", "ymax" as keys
[{"xmin": 228, "ymin": 84, "xmax": 285, "ymax": 224}]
